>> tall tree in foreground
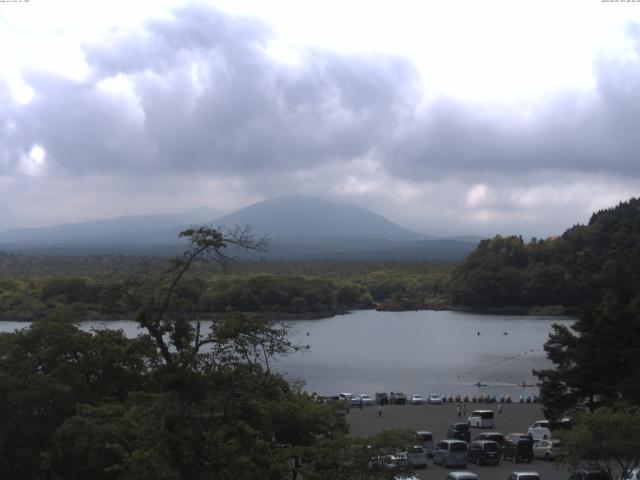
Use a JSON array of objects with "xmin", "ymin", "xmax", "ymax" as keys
[
  {"xmin": 535, "ymin": 246, "xmax": 640, "ymax": 419},
  {"xmin": 560, "ymin": 405, "xmax": 640, "ymax": 480}
]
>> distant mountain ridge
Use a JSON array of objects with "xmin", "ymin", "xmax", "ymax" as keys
[
  {"xmin": 0, "ymin": 195, "xmax": 480, "ymax": 260},
  {"xmin": 0, "ymin": 207, "xmax": 224, "ymax": 246}
]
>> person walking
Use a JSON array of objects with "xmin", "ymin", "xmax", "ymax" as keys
[
  {"xmin": 457, "ymin": 403, "xmax": 461, "ymax": 417},
  {"xmin": 378, "ymin": 405, "xmax": 383, "ymax": 417},
  {"xmin": 498, "ymin": 403, "xmax": 503, "ymax": 415}
]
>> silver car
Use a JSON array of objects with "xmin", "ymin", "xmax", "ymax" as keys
[
  {"xmin": 433, "ymin": 440, "xmax": 467, "ymax": 468},
  {"xmin": 533, "ymin": 439, "xmax": 563, "ymax": 461}
]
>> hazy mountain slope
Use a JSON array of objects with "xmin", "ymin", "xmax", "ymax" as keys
[
  {"xmin": 0, "ymin": 207, "xmax": 224, "ymax": 246},
  {"xmin": 213, "ymin": 194, "xmax": 422, "ymax": 241}
]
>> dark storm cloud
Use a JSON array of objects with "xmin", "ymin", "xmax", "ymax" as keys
[{"xmin": 5, "ymin": 5, "xmax": 640, "ymax": 187}]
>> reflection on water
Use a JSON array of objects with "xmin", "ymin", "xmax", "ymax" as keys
[{"xmin": 0, "ymin": 310, "xmax": 573, "ymax": 398}]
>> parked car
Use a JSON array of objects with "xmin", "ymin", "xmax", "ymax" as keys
[
  {"xmin": 390, "ymin": 392, "xmax": 407, "ymax": 405},
  {"xmin": 432, "ymin": 440, "xmax": 468, "ymax": 468},
  {"xmin": 410, "ymin": 394, "xmax": 424, "ymax": 405},
  {"xmin": 467, "ymin": 439, "xmax": 500, "ymax": 465},
  {"xmin": 467, "ymin": 409, "xmax": 495, "ymax": 428},
  {"xmin": 502, "ymin": 433, "xmax": 534, "ymax": 463},
  {"xmin": 371, "ymin": 452, "xmax": 409, "ymax": 471},
  {"xmin": 416, "ymin": 431, "xmax": 434, "ymax": 457},
  {"xmin": 427, "ymin": 393, "xmax": 443, "ymax": 405},
  {"xmin": 508, "ymin": 472, "xmax": 541, "ymax": 480},
  {"xmin": 338, "ymin": 393, "xmax": 353, "ymax": 404},
  {"xmin": 568, "ymin": 463, "xmax": 610, "ymax": 480},
  {"xmin": 474, "ymin": 432, "xmax": 505, "ymax": 451},
  {"xmin": 528, "ymin": 420, "xmax": 552, "ymax": 440},
  {"xmin": 375, "ymin": 392, "xmax": 389, "ymax": 405},
  {"xmin": 446, "ymin": 472, "xmax": 479, "ymax": 480},
  {"xmin": 359, "ymin": 394, "xmax": 373, "ymax": 406},
  {"xmin": 625, "ymin": 468, "xmax": 640, "ymax": 480},
  {"xmin": 406, "ymin": 445, "xmax": 428, "ymax": 468},
  {"xmin": 447, "ymin": 423, "xmax": 471, "ymax": 443},
  {"xmin": 533, "ymin": 439, "xmax": 563, "ymax": 461}
]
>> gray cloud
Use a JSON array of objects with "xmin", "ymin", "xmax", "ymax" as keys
[{"xmin": 3, "ymin": 5, "xmax": 640, "ymax": 235}]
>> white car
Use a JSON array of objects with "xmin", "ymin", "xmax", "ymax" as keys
[
  {"xmin": 446, "ymin": 472, "xmax": 479, "ymax": 480},
  {"xmin": 508, "ymin": 472, "xmax": 541, "ymax": 480},
  {"xmin": 528, "ymin": 420, "xmax": 552, "ymax": 441},
  {"xmin": 358, "ymin": 394, "xmax": 373, "ymax": 406},
  {"xmin": 427, "ymin": 393, "xmax": 443, "ymax": 404},
  {"xmin": 410, "ymin": 394, "xmax": 424, "ymax": 404}
]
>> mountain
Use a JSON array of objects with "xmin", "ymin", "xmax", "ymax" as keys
[
  {"xmin": 213, "ymin": 194, "xmax": 421, "ymax": 241},
  {"xmin": 211, "ymin": 195, "xmax": 477, "ymax": 260},
  {"xmin": 0, "ymin": 207, "xmax": 224, "ymax": 247},
  {"xmin": 0, "ymin": 196, "xmax": 479, "ymax": 260}
]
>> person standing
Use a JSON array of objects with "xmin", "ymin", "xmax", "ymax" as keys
[
  {"xmin": 498, "ymin": 403, "xmax": 503, "ymax": 415},
  {"xmin": 457, "ymin": 403, "xmax": 462, "ymax": 417},
  {"xmin": 378, "ymin": 405, "xmax": 383, "ymax": 417}
]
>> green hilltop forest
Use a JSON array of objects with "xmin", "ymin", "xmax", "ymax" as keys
[
  {"xmin": 2, "ymin": 197, "xmax": 640, "ymax": 321},
  {"xmin": 448, "ymin": 197, "xmax": 640, "ymax": 313}
]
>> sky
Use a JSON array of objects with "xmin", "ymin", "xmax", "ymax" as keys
[{"xmin": 2, "ymin": 0, "xmax": 640, "ymax": 237}]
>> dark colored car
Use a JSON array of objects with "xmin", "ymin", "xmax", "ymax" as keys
[
  {"xmin": 447, "ymin": 423, "xmax": 471, "ymax": 443},
  {"xmin": 467, "ymin": 440, "xmax": 500, "ymax": 465},
  {"xmin": 375, "ymin": 392, "xmax": 389, "ymax": 405},
  {"xmin": 568, "ymin": 464, "xmax": 611, "ymax": 480},
  {"xmin": 502, "ymin": 433, "xmax": 533, "ymax": 463},
  {"xmin": 474, "ymin": 432, "xmax": 505, "ymax": 451},
  {"xmin": 389, "ymin": 392, "xmax": 407, "ymax": 405}
]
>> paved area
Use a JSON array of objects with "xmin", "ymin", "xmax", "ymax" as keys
[{"xmin": 347, "ymin": 402, "xmax": 570, "ymax": 480}]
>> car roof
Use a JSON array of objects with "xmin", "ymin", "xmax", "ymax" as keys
[
  {"xmin": 472, "ymin": 440, "xmax": 498, "ymax": 445},
  {"xmin": 441, "ymin": 439, "xmax": 467, "ymax": 444},
  {"xmin": 448, "ymin": 471, "xmax": 479, "ymax": 479}
]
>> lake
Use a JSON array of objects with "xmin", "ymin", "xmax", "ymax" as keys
[{"xmin": 0, "ymin": 310, "xmax": 573, "ymax": 398}]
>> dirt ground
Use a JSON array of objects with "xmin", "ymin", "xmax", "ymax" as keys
[{"xmin": 347, "ymin": 402, "xmax": 571, "ymax": 480}]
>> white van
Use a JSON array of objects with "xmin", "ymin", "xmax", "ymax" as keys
[
  {"xmin": 528, "ymin": 420, "xmax": 551, "ymax": 441},
  {"xmin": 416, "ymin": 431, "xmax": 434, "ymax": 457},
  {"xmin": 467, "ymin": 409, "xmax": 495, "ymax": 428}
]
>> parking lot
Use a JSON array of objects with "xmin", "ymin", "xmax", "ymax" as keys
[{"xmin": 347, "ymin": 402, "xmax": 571, "ymax": 480}]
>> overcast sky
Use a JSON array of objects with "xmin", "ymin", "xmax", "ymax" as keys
[{"xmin": 2, "ymin": 0, "xmax": 640, "ymax": 237}]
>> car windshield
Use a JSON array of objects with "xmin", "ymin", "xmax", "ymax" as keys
[
  {"xmin": 450, "ymin": 443, "xmax": 467, "ymax": 452},
  {"xmin": 409, "ymin": 446, "xmax": 424, "ymax": 453},
  {"xmin": 519, "ymin": 476, "xmax": 540, "ymax": 480},
  {"xmin": 484, "ymin": 443, "xmax": 499, "ymax": 451},
  {"xmin": 455, "ymin": 424, "xmax": 469, "ymax": 431},
  {"xmin": 418, "ymin": 433, "xmax": 433, "ymax": 441}
]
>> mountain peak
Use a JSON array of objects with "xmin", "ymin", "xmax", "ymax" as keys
[{"xmin": 215, "ymin": 195, "xmax": 419, "ymax": 241}]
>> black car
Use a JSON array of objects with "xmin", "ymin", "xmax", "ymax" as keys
[
  {"xmin": 389, "ymin": 392, "xmax": 407, "ymax": 405},
  {"xmin": 467, "ymin": 440, "xmax": 500, "ymax": 465},
  {"xmin": 502, "ymin": 433, "xmax": 533, "ymax": 463},
  {"xmin": 375, "ymin": 392, "xmax": 389, "ymax": 405},
  {"xmin": 447, "ymin": 423, "xmax": 471, "ymax": 443},
  {"xmin": 474, "ymin": 432, "xmax": 505, "ymax": 451}
]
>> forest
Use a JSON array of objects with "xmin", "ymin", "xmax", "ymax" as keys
[{"xmin": 3, "ymin": 199, "xmax": 640, "ymax": 320}]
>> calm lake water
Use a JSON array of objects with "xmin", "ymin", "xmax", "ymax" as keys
[{"xmin": 0, "ymin": 310, "xmax": 573, "ymax": 398}]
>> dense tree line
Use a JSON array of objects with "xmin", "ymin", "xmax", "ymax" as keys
[
  {"xmin": 0, "ymin": 262, "xmax": 452, "ymax": 320},
  {"xmin": 0, "ymin": 227, "xmax": 416, "ymax": 479},
  {"xmin": 448, "ymin": 198, "xmax": 640, "ymax": 311}
]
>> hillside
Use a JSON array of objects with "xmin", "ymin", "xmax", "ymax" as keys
[
  {"xmin": 447, "ymin": 197, "xmax": 640, "ymax": 312},
  {"xmin": 0, "ymin": 195, "xmax": 478, "ymax": 260},
  {"xmin": 0, "ymin": 207, "xmax": 223, "ymax": 247}
]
